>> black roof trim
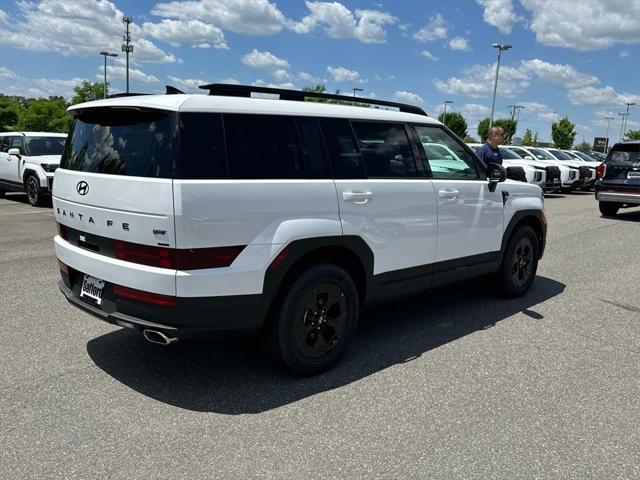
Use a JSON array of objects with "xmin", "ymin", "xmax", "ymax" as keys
[
  {"xmin": 107, "ymin": 92, "xmax": 152, "ymax": 99},
  {"xmin": 199, "ymin": 83, "xmax": 428, "ymax": 117}
]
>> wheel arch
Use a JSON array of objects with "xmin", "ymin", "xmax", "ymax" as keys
[{"xmin": 500, "ymin": 210, "xmax": 547, "ymax": 262}]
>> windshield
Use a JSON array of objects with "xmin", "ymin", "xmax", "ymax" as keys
[
  {"xmin": 572, "ymin": 151, "xmax": 598, "ymax": 162},
  {"xmin": 509, "ymin": 147, "xmax": 529, "ymax": 157},
  {"xmin": 529, "ymin": 148, "xmax": 555, "ymax": 160},
  {"xmin": 548, "ymin": 149, "xmax": 574, "ymax": 160},
  {"xmin": 607, "ymin": 144, "xmax": 640, "ymax": 163},
  {"xmin": 61, "ymin": 108, "xmax": 175, "ymax": 178},
  {"xmin": 499, "ymin": 147, "xmax": 521, "ymax": 159},
  {"xmin": 24, "ymin": 137, "xmax": 66, "ymax": 156}
]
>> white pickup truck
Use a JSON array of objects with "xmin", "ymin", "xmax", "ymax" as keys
[{"xmin": 0, "ymin": 132, "xmax": 67, "ymax": 206}]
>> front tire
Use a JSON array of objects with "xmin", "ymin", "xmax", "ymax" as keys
[
  {"xmin": 25, "ymin": 175, "xmax": 44, "ymax": 207},
  {"xmin": 598, "ymin": 202, "xmax": 619, "ymax": 217},
  {"xmin": 270, "ymin": 263, "xmax": 359, "ymax": 376},
  {"xmin": 494, "ymin": 226, "xmax": 539, "ymax": 298}
]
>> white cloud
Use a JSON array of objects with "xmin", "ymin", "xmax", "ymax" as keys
[
  {"xmin": 413, "ymin": 14, "xmax": 447, "ymax": 43},
  {"xmin": 567, "ymin": 86, "xmax": 640, "ymax": 106},
  {"xmin": 0, "ymin": 9, "xmax": 7, "ymax": 23},
  {"xmin": 326, "ymin": 66, "xmax": 360, "ymax": 83},
  {"xmin": 520, "ymin": 59, "xmax": 598, "ymax": 88},
  {"xmin": 143, "ymin": 19, "xmax": 228, "ymax": 49},
  {"xmin": 100, "ymin": 60, "xmax": 159, "ymax": 84},
  {"xmin": 298, "ymin": 71, "xmax": 322, "ymax": 84},
  {"xmin": 242, "ymin": 49, "xmax": 291, "ymax": 80},
  {"xmin": 0, "ymin": 67, "xmax": 86, "ymax": 99},
  {"xmin": 290, "ymin": 2, "xmax": 397, "ymax": 44},
  {"xmin": 476, "ymin": 0, "xmax": 520, "ymax": 34},
  {"xmin": 520, "ymin": 0, "xmax": 640, "ymax": 51},
  {"xmin": 393, "ymin": 91, "xmax": 423, "ymax": 104},
  {"xmin": 459, "ymin": 103, "xmax": 491, "ymax": 119},
  {"xmin": 420, "ymin": 49, "xmax": 438, "ymax": 61},
  {"xmin": 252, "ymin": 79, "xmax": 297, "ymax": 89},
  {"xmin": 448, "ymin": 37, "xmax": 470, "ymax": 51},
  {"xmin": 151, "ymin": 0, "xmax": 287, "ymax": 35},
  {"xmin": 166, "ymin": 75, "xmax": 208, "ymax": 93},
  {"xmin": 620, "ymin": 51, "xmax": 630, "ymax": 58},
  {"xmin": 0, "ymin": 0, "xmax": 177, "ymax": 63}
]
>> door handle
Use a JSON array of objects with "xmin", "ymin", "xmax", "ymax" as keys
[
  {"xmin": 343, "ymin": 191, "xmax": 373, "ymax": 204},
  {"xmin": 438, "ymin": 189, "xmax": 459, "ymax": 199}
]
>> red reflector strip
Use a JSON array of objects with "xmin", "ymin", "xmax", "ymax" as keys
[
  {"xmin": 57, "ymin": 259, "xmax": 68, "ymax": 274},
  {"xmin": 269, "ymin": 247, "xmax": 290, "ymax": 270},
  {"xmin": 113, "ymin": 240, "xmax": 245, "ymax": 270},
  {"xmin": 56, "ymin": 222, "xmax": 69, "ymax": 240},
  {"xmin": 113, "ymin": 285, "xmax": 176, "ymax": 307}
]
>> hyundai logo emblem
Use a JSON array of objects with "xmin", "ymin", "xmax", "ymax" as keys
[{"xmin": 76, "ymin": 181, "xmax": 89, "ymax": 196}]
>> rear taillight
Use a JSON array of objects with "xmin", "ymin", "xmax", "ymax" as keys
[
  {"xmin": 113, "ymin": 285, "xmax": 176, "ymax": 307},
  {"xmin": 57, "ymin": 259, "xmax": 68, "ymax": 274},
  {"xmin": 596, "ymin": 163, "xmax": 606, "ymax": 179},
  {"xmin": 56, "ymin": 222, "xmax": 69, "ymax": 240},
  {"xmin": 114, "ymin": 240, "xmax": 245, "ymax": 270}
]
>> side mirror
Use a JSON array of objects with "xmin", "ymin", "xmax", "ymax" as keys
[
  {"xmin": 8, "ymin": 148, "xmax": 21, "ymax": 157},
  {"xmin": 487, "ymin": 163, "xmax": 507, "ymax": 192}
]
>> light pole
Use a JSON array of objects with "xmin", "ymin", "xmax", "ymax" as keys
[
  {"xmin": 443, "ymin": 100, "xmax": 453, "ymax": 126},
  {"xmin": 618, "ymin": 112, "xmax": 627, "ymax": 141},
  {"xmin": 507, "ymin": 104, "xmax": 524, "ymax": 122},
  {"xmin": 99, "ymin": 51, "xmax": 118, "ymax": 99},
  {"xmin": 604, "ymin": 116, "xmax": 614, "ymax": 151},
  {"xmin": 122, "ymin": 16, "xmax": 134, "ymax": 93},
  {"xmin": 622, "ymin": 102, "xmax": 636, "ymax": 140},
  {"xmin": 352, "ymin": 87, "xmax": 363, "ymax": 98},
  {"xmin": 489, "ymin": 43, "xmax": 512, "ymax": 129},
  {"xmin": 550, "ymin": 111, "xmax": 557, "ymax": 146}
]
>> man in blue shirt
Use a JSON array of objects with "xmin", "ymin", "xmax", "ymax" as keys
[{"xmin": 476, "ymin": 126, "xmax": 504, "ymax": 165}]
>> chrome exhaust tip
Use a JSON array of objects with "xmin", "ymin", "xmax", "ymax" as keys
[{"xmin": 142, "ymin": 329, "xmax": 179, "ymax": 346}]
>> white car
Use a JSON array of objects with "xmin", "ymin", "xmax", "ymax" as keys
[
  {"xmin": 0, "ymin": 132, "xmax": 67, "ymax": 206},
  {"xmin": 544, "ymin": 148, "xmax": 596, "ymax": 190},
  {"xmin": 466, "ymin": 143, "xmax": 546, "ymax": 189},
  {"xmin": 510, "ymin": 146, "xmax": 581, "ymax": 193},
  {"xmin": 53, "ymin": 84, "xmax": 547, "ymax": 375}
]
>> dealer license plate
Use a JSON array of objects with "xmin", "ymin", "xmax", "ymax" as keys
[
  {"xmin": 80, "ymin": 275, "xmax": 105, "ymax": 306},
  {"xmin": 628, "ymin": 171, "xmax": 640, "ymax": 179}
]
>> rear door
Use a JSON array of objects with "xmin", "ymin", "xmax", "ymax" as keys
[
  {"xmin": 53, "ymin": 108, "xmax": 177, "ymax": 249},
  {"xmin": 413, "ymin": 125, "xmax": 504, "ymax": 263},
  {"xmin": 326, "ymin": 118, "xmax": 438, "ymax": 277}
]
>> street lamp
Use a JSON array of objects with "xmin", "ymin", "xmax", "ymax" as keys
[
  {"xmin": 352, "ymin": 87, "xmax": 363, "ymax": 98},
  {"xmin": 618, "ymin": 112, "xmax": 627, "ymax": 141},
  {"xmin": 489, "ymin": 43, "xmax": 512, "ymax": 129},
  {"xmin": 443, "ymin": 100, "xmax": 453, "ymax": 125},
  {"xmin": 550, "ymin": 111, "xmax": 557, "ymax": 146},
  {"xmin": 622, "ymin": 102, "xmax": 636, "ymax": 140},
  {"xmin": 99, "ymin": 51, "xmax": 118, "ymax": 99},
  {"xmin": 604, "ymin": 116, "xmax": 614, "ymax": 151}
]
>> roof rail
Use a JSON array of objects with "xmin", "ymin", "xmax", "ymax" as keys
[
  {"xmin": 199, "ymin": 83, "xmax": 428, "ymax": 117},
  {"xmin": 108, "ymin": 92, "xmax": 151, "ymax": 99}
]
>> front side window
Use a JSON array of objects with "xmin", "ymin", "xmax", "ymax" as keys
[
  {"xmin": 61, "ymin": 108, "xmax": 175, "ymax": 178},
  {"xmin": 10, "ymin": 137, "xmax": 24, "ymax": 151},
  {"xmin": 414, "ymin": 125, "xmax": 479, "ymax": 179},
  {"xmin": 351, "ymin": 122, "xmax": 417, "ymax": 178},
  {"xmin": 24, "ymin": 137, "xmax": 66, "ymax": 156},
  {"xmin": 224, "ymin": 114, "xmax": 304, "ymax": 179}
]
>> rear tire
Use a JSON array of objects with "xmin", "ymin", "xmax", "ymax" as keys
[
  {"xmin": 493, "ymin": 226, "xmax": 539, "ymax": 298},
  {"xmin": 269, "ymin": 263, "xmax": 359, "ymax": 376},
  {"xmin": 0, "ymin": 185, "xmax": 5, "ymax": 198},
  {"xmin": 25, "ymin": 175, "xmax": 44, "ymax": 207},
  {"xmin": 598, "ymin": 202, "xmax": 619, "ymax": 217}
]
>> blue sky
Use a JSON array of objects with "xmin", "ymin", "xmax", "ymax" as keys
[{"xmin": 1, "ymin": 0, "xmax": 639, "ymax": 141}]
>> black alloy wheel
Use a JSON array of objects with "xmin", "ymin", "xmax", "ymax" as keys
[
  {"xmin": 26, "ymin": 175, "xmax": 43, "ymax": 207},
  {"xmin": 270, "ymin": 263, "xmax": 359, "ymax": 375},
  {"xmin": 494, "ymin": 226, "xmax": 539, "ymax": 297},
  {"xmin": 510, "ymin": 237, "xmax": 534, "ymax": 289}
]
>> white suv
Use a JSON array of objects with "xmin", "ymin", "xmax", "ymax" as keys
[
  {"xmin": 53, "ymin": 85, "xmax": 547, "ymax": 374},
  {"xmin": 0, "ymin": 132, "xmax": 67, "ymax": 206}
]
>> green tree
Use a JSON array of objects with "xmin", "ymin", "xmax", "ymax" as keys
[
  {"xmin": 575, "ymin": 141, "xmax": 591, "ymax": 153},
  {"xmin": 16, "ymin": 97, "xmax": 71, "ymax": 133},
  {"xmin": 463, "ymin": 135, "xmax": 479, "ymax": 143},
  {"xmin": 437, "ymin": 111, "xmax": 468, "ymax": 139},
  {"xmin": 624, "ymin": 129, "xmax": 640, "ymax": 140},
  {"xmin": 477, "ymin": 117, "xmax": 490, "ymax": 142},
  {"xmin": 551, "ymin": 116, "xmax": 576, "ymax": 149},
  {"xmin": 533, "ymin": 132, "xmax": 539, "ymax": 146},
  {"xmin": 0, "ymin": 95, "xmax": 21, "ymax": 132},
  {"xmin": 521, "ymin": 128, "xmax": 534, "ymax": 146},
  {"xmin": 302, "ymin": 84, "xmax": 355, "ymax": 105},
  {"xmin": 72, "ymin": 80, "xmax": 106, "ymax": 104}
]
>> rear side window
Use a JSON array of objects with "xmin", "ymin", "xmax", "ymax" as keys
[
  {"xmin": 61, "ymin": 109, "xmax": 175, "ymax": 178},
  {"xmin": 351, "ymin": 122, "xmax": 417, "ymax": 178},
  {"xmin": 319, "ymin": 118, "xmax": 364, "ymax": 179},
  {"xmin": 224, "ymin": 114, "xmax": 304, "ymax": 179},
  {"xmin": 178, "ymin": 112, "xmax": 227, "ymax": 179},
  {"xmin": 297, "ymin": 117, "xmax": 331, "ymax": 179}
]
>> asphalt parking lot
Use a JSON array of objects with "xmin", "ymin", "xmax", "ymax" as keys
[{"xmin": 1, "ymin": 191, "xmax": 638, "ymax": 479}]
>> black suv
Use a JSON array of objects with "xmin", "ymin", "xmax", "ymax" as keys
[{"xmin": 595, "ymin": 141, "xmax": 640, "ymax": 216}]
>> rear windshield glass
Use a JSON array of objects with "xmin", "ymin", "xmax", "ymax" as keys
[
  {"xmin": 608, "ymin": 144, "xmax": 640, "ymax": 163},
  {"xmin": 25, "ymin": 137, "xmax": 66, "ymax": 156},
  {"xmin": 61, "ymin": 108, "xmax": 175, "ymax": 178}
]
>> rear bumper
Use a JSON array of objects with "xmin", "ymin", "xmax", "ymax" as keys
[
  {"xmin": 596, "ymin": 191, "xmax": 640, "ymax": 205},
  {"xmin": 58, "ymin": 278, "xmax": 266, "ymax": 338}
]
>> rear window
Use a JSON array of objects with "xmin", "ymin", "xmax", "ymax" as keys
[
  {"xmin": 608, "ymin": 144, "xmax": 640, "ymax": 163},
  {"xmin": 351, "ymin": 122, "xmax": 417, "ymax": 178},
  {"xmin": 25, "ymin": 137, "xmax": 66, "ymax": 156},
  {"xmin": 61, "ymin": 108, "xmax": 175, "ymax": 178}
]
